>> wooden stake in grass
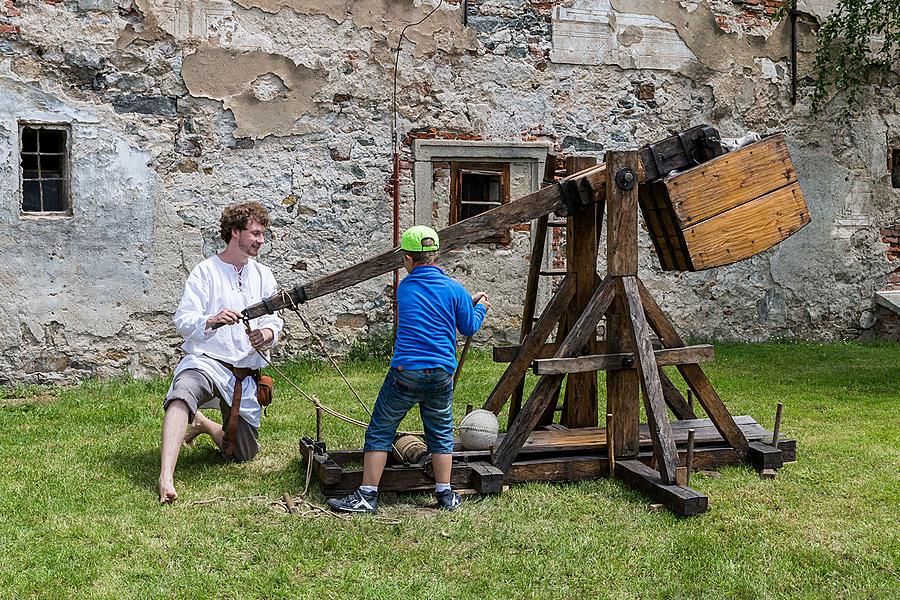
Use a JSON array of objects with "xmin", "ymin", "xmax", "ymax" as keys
[
  {"xmin": 606, "ymin": 412, "xmax": 615, "ymax": 478},
  {"xmin": 685, "ymin": 428, "xmax": 695, "ymax": 486},
  {"xmin": 771, "ymin": 402, "xmax": 783, "ymax": 448}
]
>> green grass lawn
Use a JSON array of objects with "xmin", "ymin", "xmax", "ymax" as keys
[{"xmin": 1, "ymin": 342, "xmax": 898, "ymax": 599}]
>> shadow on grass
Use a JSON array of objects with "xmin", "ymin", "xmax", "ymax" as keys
[{"xmin": 108, "ymin": 444, "xmax": 226, "ymax": 492}]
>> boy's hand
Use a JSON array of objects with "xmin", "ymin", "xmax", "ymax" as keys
[{"xmin": 473, "ymin": 292, "xmax": 491, "ymax": 311}]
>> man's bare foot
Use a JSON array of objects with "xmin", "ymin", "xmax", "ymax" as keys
[
  {"xmin": 159, "ymin": 478, "xmax": 178, "ymax": 504},
  {"xmin": 183, "ymin": 422, "xmax": 204, "ymax": 446}
]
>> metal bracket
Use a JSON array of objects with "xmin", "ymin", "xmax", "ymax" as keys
[
  {"xmin": 557, "ymin": 177, "xmax": 596, "ymax": 216},
  {"xmin": 615, "ymin": 167, "xmax": 636, "ymax": 190},
  {"xmin": 292, "ymin": 284, "xmax": 308, "ymax": 305}
]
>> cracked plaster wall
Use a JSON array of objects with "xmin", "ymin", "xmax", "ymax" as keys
[{"xmin": 0, "ymin": 0, "xmax": 897, "ymax": 384}]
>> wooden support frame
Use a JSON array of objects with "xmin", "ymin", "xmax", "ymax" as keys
[{"xmin": 292, "ymin": 133, "xmax": 797, "ymax": 516}]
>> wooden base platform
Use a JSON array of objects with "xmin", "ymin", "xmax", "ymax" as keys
[{"xmin": 299, "ymin": 415, "xmax": 795, "ymax": 515}]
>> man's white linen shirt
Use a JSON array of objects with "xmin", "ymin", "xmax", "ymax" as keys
[{"xmin": 169, "ymin": 255, "xmax": 284, "ymax": 427}]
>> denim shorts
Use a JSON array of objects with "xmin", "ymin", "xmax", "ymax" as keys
[{"xmin": 364, "ymin": 367, "xmax": 455, "ymax": 454}]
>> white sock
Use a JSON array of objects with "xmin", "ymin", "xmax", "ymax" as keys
[
  {"xmin": 359, "ymin": 485, "xmax": 378, "ymax": 495},
  {"xmin": 435, "ymin": 483, "xmax": 451, "ymax": 493}
]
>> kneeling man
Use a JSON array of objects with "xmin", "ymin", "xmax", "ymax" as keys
[{"xmin": 158, "ymin": 201, "xmax": 283, "ymax": 504}]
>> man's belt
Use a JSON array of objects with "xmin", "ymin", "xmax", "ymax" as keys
[{"xmin": 213, "ymin": 358, "xmax": 259, "ymax": 460}]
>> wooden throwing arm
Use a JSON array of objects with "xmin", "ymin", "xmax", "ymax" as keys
[{"xmin": 239, "ymin": 163, "xmax": 608, "ymax": 321}]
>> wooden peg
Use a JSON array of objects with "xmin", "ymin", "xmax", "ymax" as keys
[
  {"xmin": 606, "ymin": 412, "xmax": 615, "ymax": 477},
  {"xmin": 315, "ymin": 406, "xmax": 323, "ymax": 442},
  {"xmin": 675, "ymin": 466, "xmax": 688, "ymax": 486},
  {"xmin": 771, "ymin": 402, "xmax": 783, "ymax": 448},
  {"xmin": 685, "ymin": 428, "xmax": 695, "ymax": 486},
  {"xmin": 282, "ymin": 492, "xmax": 297, "ymax": 514}
]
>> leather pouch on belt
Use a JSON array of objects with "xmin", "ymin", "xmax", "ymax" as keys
[{"xmin": 257, "ymin": 374, "xmax": 274, "ymax": 408}]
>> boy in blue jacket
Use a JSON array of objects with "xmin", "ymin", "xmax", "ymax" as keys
[{"xmin": 328, "ymin": 225, "xmax": 490, "ymax": 513}]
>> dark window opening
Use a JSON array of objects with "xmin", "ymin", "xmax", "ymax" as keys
[
  {"xmin": 891, "ymin": 147, "xmax": 900, "ymax": 189},
  {"xmin": 20, "ymin": 124, "xmax": 70, "ymax": 214},
  {"xmin": 450, "ymin": 161, "xmax": 510, "ymax": 244}
]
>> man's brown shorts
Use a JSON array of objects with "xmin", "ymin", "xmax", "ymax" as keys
[{"xmin": 164, "ymin": 368, "xmax": 259, "ymax": 462}]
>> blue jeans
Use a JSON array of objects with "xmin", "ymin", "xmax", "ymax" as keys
[{"xmin": 364, "ymin": 367, "xmax": 455, "ymax": 454}]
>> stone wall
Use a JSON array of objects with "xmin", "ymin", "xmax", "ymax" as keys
[{"xmin": 0, "ymin": 0, "xmax": 897, "ymax": 384}]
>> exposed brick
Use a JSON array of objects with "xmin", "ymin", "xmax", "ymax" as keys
[{"xmin": 0, "ymin": 24, "xmax": 20, "ymax": 35}]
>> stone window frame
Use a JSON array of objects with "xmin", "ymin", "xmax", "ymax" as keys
[
  {"xmin": 412, "ymin": 139, "xmax": 551, "ymax": 236},
  {"xmin": 18, "ymin": 121, "xmax": 73, "ymax": 217}
]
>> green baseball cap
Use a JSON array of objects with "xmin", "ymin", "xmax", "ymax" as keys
[{"xmin": 400, "ymin": 225, "xmax": 440, "ymax": 252}]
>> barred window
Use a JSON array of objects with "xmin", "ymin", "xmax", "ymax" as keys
[
  {"xmin": 20, "ymin": 124, "xmax": 71, "ymax": 214},
  {"xmin": 450, "ymin": 161, "xmax": 510, "ymax": 244}
]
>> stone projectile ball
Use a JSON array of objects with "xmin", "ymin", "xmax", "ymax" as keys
[{"xmin": 458, "ymin": 409, "xmax": 500, "ymax": 450}]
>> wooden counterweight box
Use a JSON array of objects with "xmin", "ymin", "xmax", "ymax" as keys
[{"xmin": 639, "ymin": 134, "xmax": 811, "ymax": 271}]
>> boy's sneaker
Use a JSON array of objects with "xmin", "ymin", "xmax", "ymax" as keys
[
  {"xmin": 435, "ymin": 488, "xmax": 462, "ymax": 511},
  {"xmin": 326, "ymin": 489, "xmax": 378, "ymax": 514}
]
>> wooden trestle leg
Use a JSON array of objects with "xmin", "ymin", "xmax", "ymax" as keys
[
  {"xmin": 636, "ymin": 278, "xmax": 750, "ymax": 458},
  {"xmin": 482, "ymin": 276, "xmax": 575, "ymax": 415},
  {"xmin": 492, "ymin": 276, "xmax": 615, "ymax": 472},
  {"xmin": 620, "ymin": 276, "xmax": 680, "ymax": 483}
]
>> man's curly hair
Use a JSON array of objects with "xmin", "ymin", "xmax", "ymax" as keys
[{"xmin": 220, "ymin": 201, "xmax": 271, "ymax": 243}]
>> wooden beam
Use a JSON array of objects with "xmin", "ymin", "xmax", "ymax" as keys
[
  {"xmin": 243, "ymin": 163, "xmax": 608, "ymax": 319},
  {"xmin": 563, "ymin": 174, "xmax": 600, "ymax": 428},
  {"xmin": 493, "ymin": 343, "xmax": 560, "ymax": 363},
  {"xmin": 482, "ymin": 276, "xmax": 575, "ymax": 415},
  {"xmin": 621, "ymin": 277, "xmax": 680, "ymax": 484},
  {"xmin": 636, "ymin": 278, "xmax": 750, "ymax": 458},
  {"xmin": 493, "ymin": 276, "xmax": 616, "ymax": 472},
  {"xmin": 659, "ymin": 368, "xmax": 698, "ymax": 420},
  {"xmin": 615, "ymin": 459, "xmax": 709, "ymax": 516},
  {"xmin": 605, "ymin": 149, "xmax": 641, "ymax": 458},
  {"xmin": 510, "ymin": 213, "xmax": 550, "ymax": 425},
  {"xmin": 533, "ymin": 345, "xmax": 714, "ymax": 374}
]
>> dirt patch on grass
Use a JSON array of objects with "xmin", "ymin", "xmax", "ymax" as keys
[{"xmin": 0, "ymin": 393, "xmax": 58, "ymax": 408}]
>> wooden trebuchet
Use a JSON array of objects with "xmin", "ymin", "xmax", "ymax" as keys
[{"xmin": 240, "ymin": 163, "xmax": 608, "ymax": 322}]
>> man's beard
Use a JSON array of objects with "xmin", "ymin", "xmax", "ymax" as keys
[{"xmin": 239, "ymin": 239, "xmax": 260, "ymax": 257}]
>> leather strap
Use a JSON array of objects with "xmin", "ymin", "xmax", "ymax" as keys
[{"xmin": 214, "ymin": 358, "xmax": 255, "ymax": 460}]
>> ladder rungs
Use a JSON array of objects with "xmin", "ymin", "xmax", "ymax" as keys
[
  {"xmin": 546, "ymin": 220, "xmax": 567, "ymax": 227},
  {"xmin": 539, "ymin": 269, "xmax": 568, "ymax": 277}
]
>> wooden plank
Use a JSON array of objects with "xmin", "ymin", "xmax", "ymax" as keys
[
  {"xmin": 667, "ymin": 134, "xmax": 797, "ymax": 228},
  {"xmin": 493, "ymin": 343, "xmax": 560, "ymax": 363},
  {"xmin": 563, "ymin": 191, "xmax": 600, "ymax": 428},
  {"xmin": 615, "ymin": 459, "xmax": 709, "ymax": 516},
  {"xmin": 659, "ymin": 368, "xmax": 698, "ymax": 420},
  {"xmin": 242, "ymin": 163, "xmax": 608, "ymax": 319},
  {"xmin": 318, "ymin": 416, "xmax": 788, "ymax": 462},
  {"xmin": 501, "ymin": 441, "xmax": 795, "ymax": 487},
  {"xmin": 682, "ymin": 182, "xmax": 810, "ymax": 271},
  {"xmin": 607, "ymin": 150, "xmax": 639, "ymax": 276},
  {"xmin": 482, "ymin": 275, "xmax": 575, "ymax": 414},
  {"xmin": 533, "ymin": 345, "xmax": 715, "ymax": 374},
  {"xmin": 637, "ymin": 278, "xmax": 750, "ymax": 458},
  {"xmin": 622, "ymin": 277, "xmax": 680, "ymax": 484},
  {"xmin": 321, "ymin": 463, "xmax": 474, "ymax": 498},
  {"xmin": 493, "ymin": 277, "xmax": 616, "ymax": 472}
]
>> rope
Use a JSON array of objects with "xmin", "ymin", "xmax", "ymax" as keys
[{"xmin": 250, "ymin": 292, "xmax": 423, "ymax": 440}]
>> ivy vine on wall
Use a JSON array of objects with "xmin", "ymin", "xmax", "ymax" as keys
[{"xmin": 805, "ymin": 0, "xmax": 900, "ymax": 112}]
